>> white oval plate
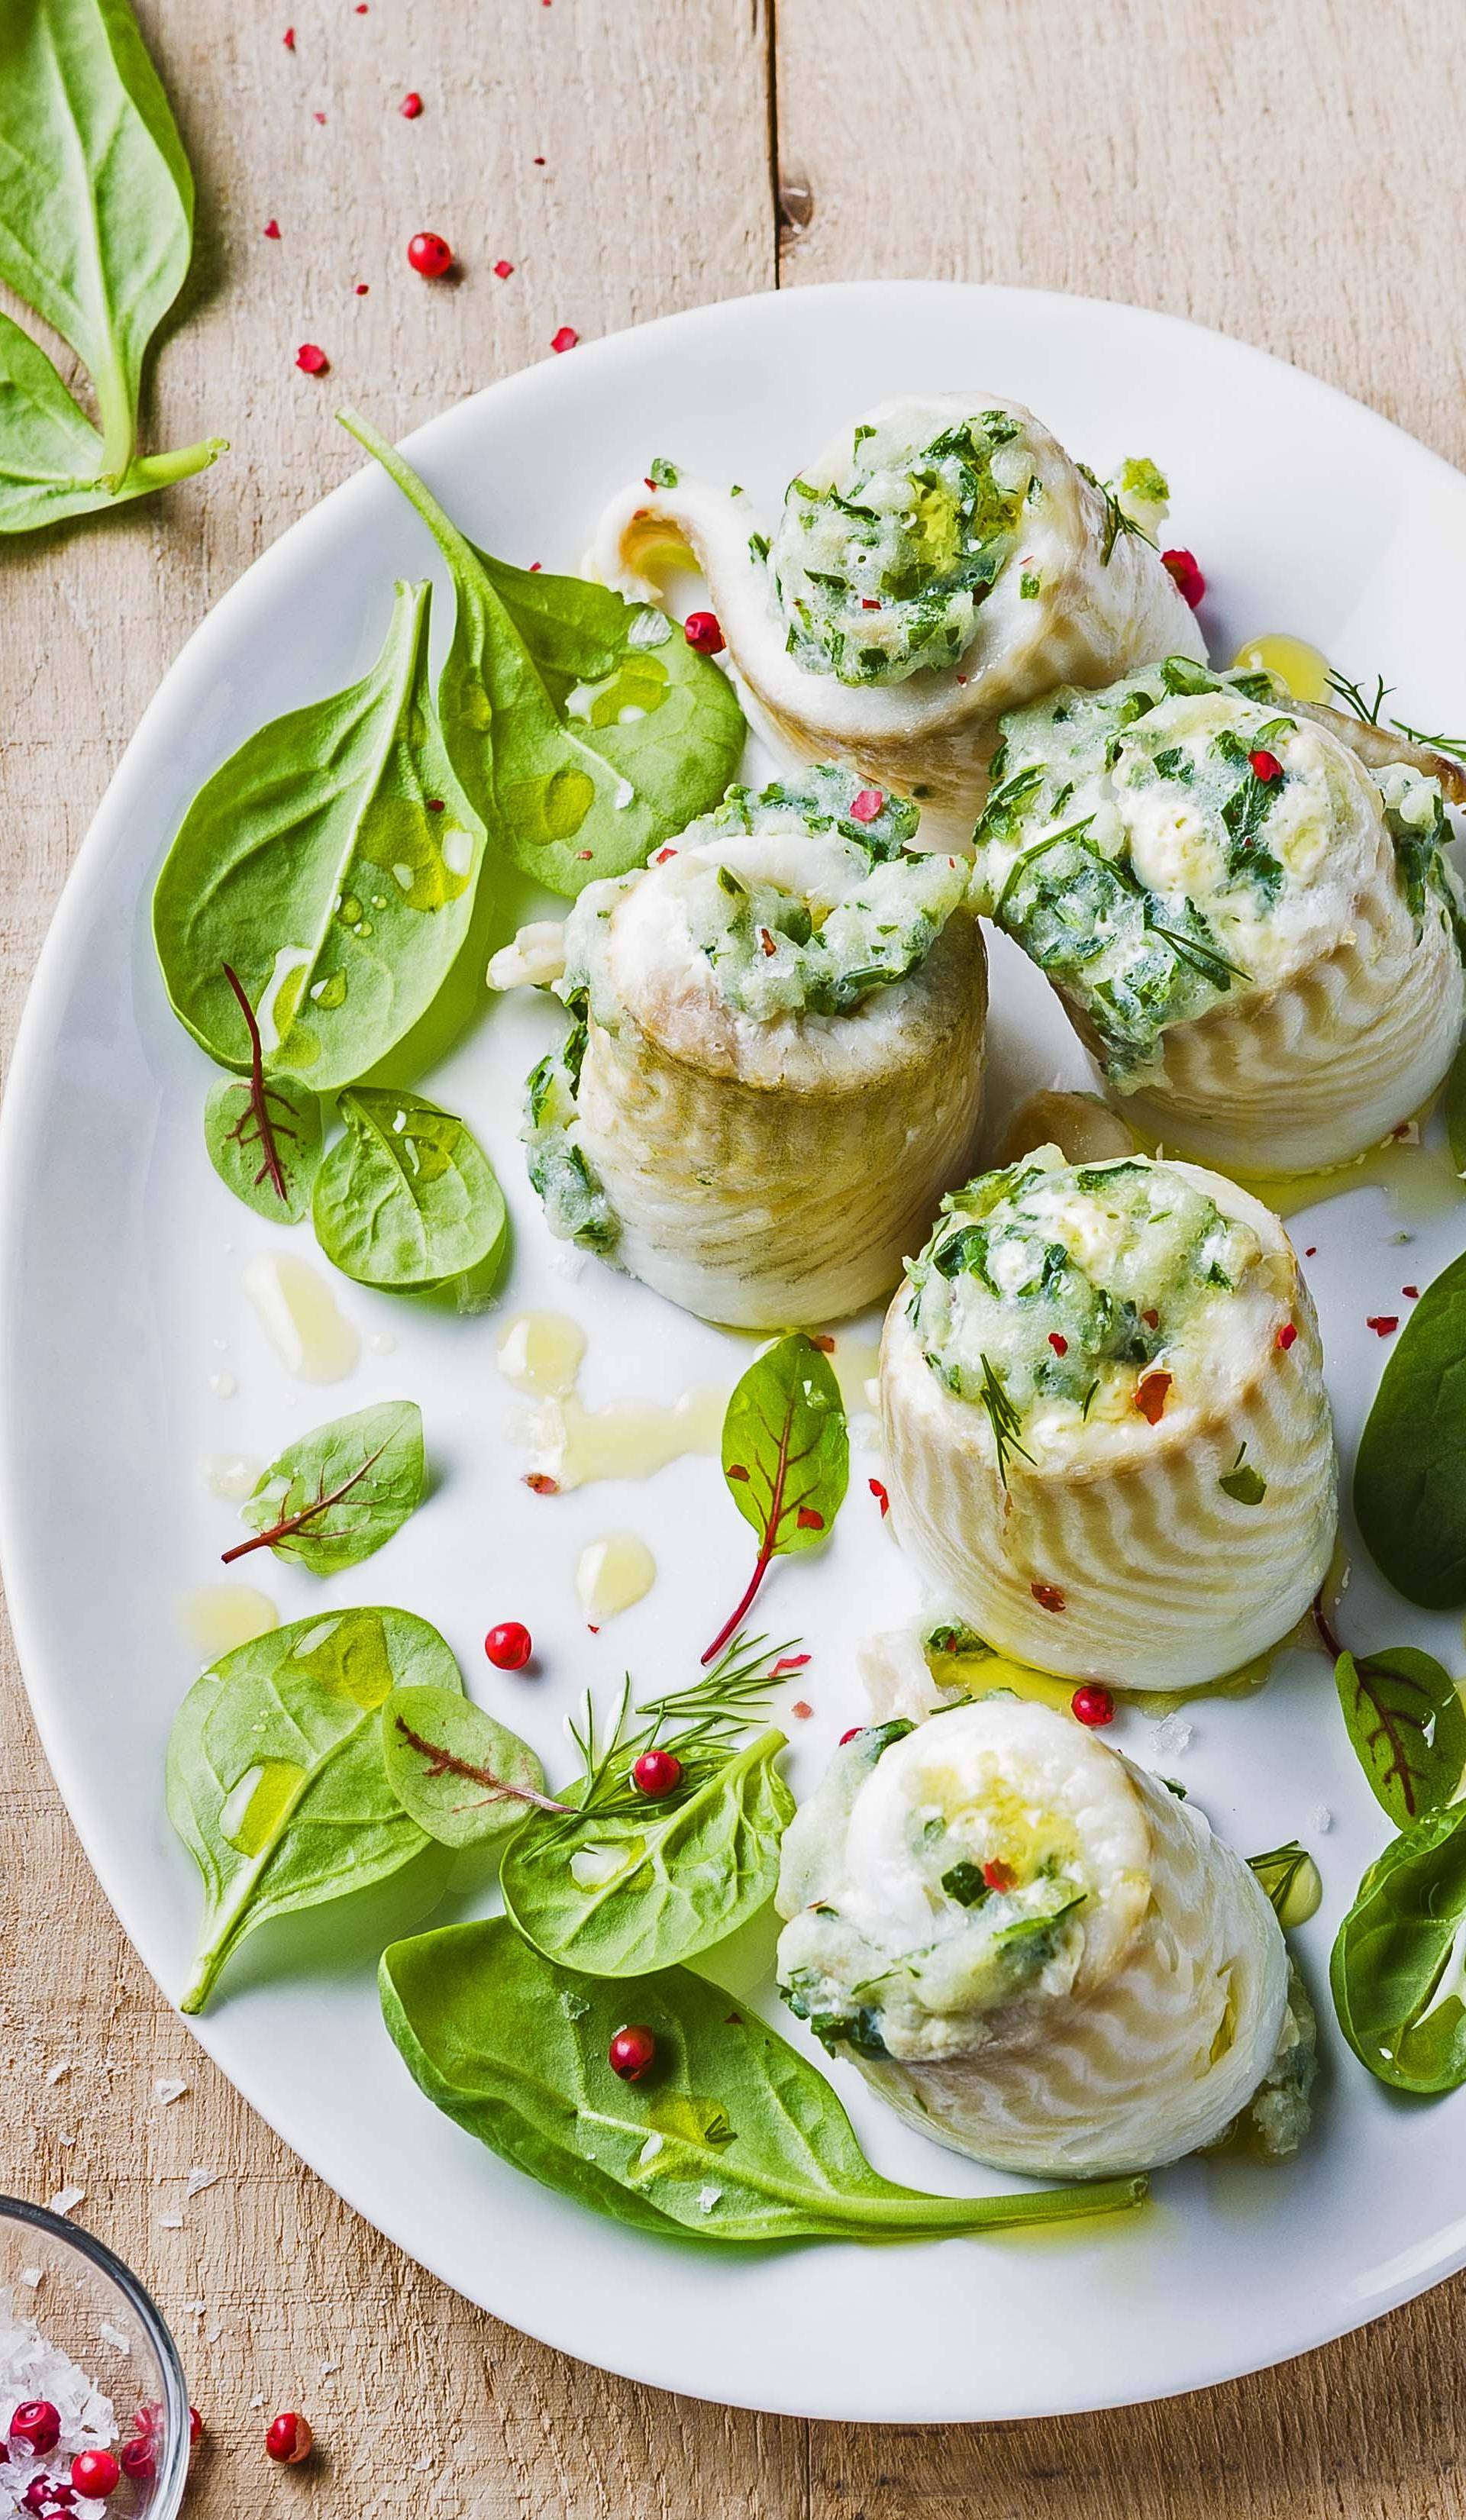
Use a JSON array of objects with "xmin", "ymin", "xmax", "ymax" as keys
[{"xmin": 5, "ymin": 282, "xmax": 1466, "ymax": 2425}]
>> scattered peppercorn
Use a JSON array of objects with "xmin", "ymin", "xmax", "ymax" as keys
[
  {"xmin": 10, "ymin": 2408, "xmax": 61, "ymax": 2457},
  {"xmin": 295, "ymin": 343, "xmax": 328, "ymax": 375},
  {"xmin": 399, "ymin": 91, "xmax": 423, "ymax": 117},
  {"xmin": 609, "ymin": 2025, "xmax": 656, "ymax": 2082},
  {"xmin": 493, "ymin": 258, "xmax": 515, "ymax": 278},
  {"xmin": 1161, "ymin": 548, "xmax": 1205, "ymax": 607},
  {"xmin": 551, "ymin": 324, "xmax": 578, "ymax": 352},
  {"xmin": 70, "ymin": 2451, "xmax": 121, "ymax": 2499},
  {"xmin": 683, "ymin": 610, "xmax": 723, "ymax": 654},
  {"xmin": 1071, "ymin": 1683, "xmax": 1116, "ymax": 1728},
  {"xmin": 485, "ymin": 1621, "xmax": 533, "ymax": 1670},
  {"xmin": 1248, "ymin": 748, "xmax": 1283, "ymax": 784},
  {"xmin": 1365, "ymin": 1315, "xmax": 1399, "ymax": 1337},
  {"xmin": 407, "ymin": 231, "xmax": 453, "ymax": 278},
  {"xmin": 265, "ymin": 2414, "xmax": 313, "ymax": 2467},
  {"xmin": 263, "ymin": 218, "xmax": 281, "ymax": 238},
  {"xmin": 631, "ymin": 1748, "xmax": 683, "ymax": 1797}
]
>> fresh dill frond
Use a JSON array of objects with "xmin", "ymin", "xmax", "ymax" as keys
[
  {"xmin": 1325, "ymin": 667, "xmax": 1392, "ymax": 726},
  {"xmin": 1391, "ymin": 719, "xmax": 1466, "ymax": 766},
  {"xmin": 565, "ymin": 1633, "xmax": 799, "ymax": 1821},
  {"xmin": 978, "ymin": 1353, "xmax": 1033, "ymax": 1487}
]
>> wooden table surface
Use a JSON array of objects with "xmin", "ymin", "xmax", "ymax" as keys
[{"xmin": 3, "ymin": 1, "xmax": 1464, "ymax": 2509}]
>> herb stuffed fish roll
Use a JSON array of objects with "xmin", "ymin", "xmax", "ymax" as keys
[
  {"xmin": 776, "ymin": 1698, "xmax": 1314, "ymax": 2176},
  {"xmin": 879, "ymin": 1147, "xmax": 1336, "ymax": 1688},
  {"xmin": 589, "ymin": 401, "xmax": 1204, "ymax": 844},
  {"xmin": 489, "ymin": 769, "xmax": 986, "ymax": 1328},
  {"xmin": 970, "ymin": 659, "xmax": 1466, "ymax": 1173}
]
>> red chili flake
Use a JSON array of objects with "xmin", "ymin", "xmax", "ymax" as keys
[
  {"xmin": 796, "ymin": 1507, "xmax": 825, "ymax": 1531},
  {"xmin": 1142, "ymin": 1308, "xmax": 1160, "ymax": 1328},
  {"xmin": 1305, "ymin": 1246, "xmax": 1317, "ymax": 1257},
  {"xmin": 551, "ymin": 324, "xmax": 577, "ymax": 352},
  {"xmin": 809, "ymin": 1334, "xmax": 836, "ymax": 1352},
  {"xmin": 1031, "ymin": 1581, "xmax": 1066, "ymax": 1613},
  {"xmin": 727, "ymin": 1463, "xmax": 751, "ymax": 1483},
  {"xmin": 295, "ymin": 343, "xmax": 328, "ymax": 374},
  {"xmin": 860, "ymin": 597, "xmax": 880, "ymax": 611},
  {"xmin": 849, "ymin": 787, "xmax": 884, "ymax": 823},
  {"xmin": 1135, "ymin": 1370, "xmax": 1171, "ymax": 1424},
  {"xmin": 529, "ymin": 561, "xmax": 541, "ymax": 571},
  {"xmin": 790, "ymin": 1699, "xmax": 813, "ymax": 1720},
  {"xmin": 426, "ymin": 798, "xmax": 444, "ymax": 812},
  {"xmin": 772, "ymin": 1653, "xmax": 811, "ymax": 1676},
  {"xmin": 1248, "ymin": 748, "xmax": 1284, "ymax": 785},
  {"xmin": 1071, "ymin": 1683, "xmax": 1115, "ymax": 1728},
  {"xmin": 1403, "ymin": 1284, "xmax": 1420, "ymax": 1298},
  {"xmin": 725, "ymin": 2011, "xmax": 742, "ymax": 2025},
  {"xmin": 283, "ymin": 24, "xmax": 295, "ymax": 45},
  {"xmin": 399, "ymin": 92, "xmax": 423, "ymax": 118},
  {"xmin": 354, "ymin": 282, "xmax": 369, "ymax": 295},
  {"xmin": 313, "ymin": 109, "xmax": 327, "ymax": 123},
  {"xmin": 869, "ymin": 1477, "xmax": 890, "ymax": 1516},
  {"xmin": 575, "ymin": 848, "xmax": 593, "ymax": 860},
  {"xmin": 263, "ymin": 218, "xmax": 282, "ymax": 238},
  {"xmin": 983, "ymin": 1860, "xmax": 1016, "ymax": 1891},
  {"xmin": 1048, "ymin": 1331, "xmax": 1067, "ymax": 1355},
  {"xmin": 839, "ymin": 1728, "xmax": 863, "ymax": 1745},
  {"xmin": 1161, "ymin": 548, "xmax": 1206, "ymax": 608},
  {"xmin": 523, "ymin": 1472, "xmax": 558, "ymax": 1494},
  {"xmin": 494, "ymin": 259, "xmax": 515, "ymax": 278},
  {"xmin": 654, "ymin": 846, "xmax": 678, "ymax": 863},
  {"xmin": 1276, "ymin": 1322, "xmax": 1297, "ymax": 1351},
  {"xmin": 1366, "ymin": 1315, "xmax": 1400, "ymax": 1337},
  {"xmin": 759, "ymin": 927, "xmax": 777, "ymax": 957}
]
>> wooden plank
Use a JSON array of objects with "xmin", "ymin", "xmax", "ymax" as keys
[
  {"xmin": 775, "ymin": 0, "xmax": 1466, "ymax": 2506},
  {"xmin": 0, "ymin": 3, "xmax": 783, "ymax": 2512}
]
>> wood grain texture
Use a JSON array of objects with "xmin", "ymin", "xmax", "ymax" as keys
[{"xmin": 2, "ymin": 0, "xmax": 1465, "ymax": 2511}]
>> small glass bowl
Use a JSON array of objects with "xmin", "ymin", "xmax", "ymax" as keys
[{"xmin": 0, "ymin": 2197, "xmax": 190, "ymax": 2516}]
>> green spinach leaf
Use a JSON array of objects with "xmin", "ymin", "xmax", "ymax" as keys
[
  {"xmin": 167, "ymin": 1604, "xmax": 462, "ymax": 2013},
  {"xmin": 202, "ymin": 966, "xmax": 324, "ymax": 1222},
  {"xmin": 502, "ymin": 1727, "xmax": 793, "ymax": 1976},
  {"xmin": 312, "ymin": 1087, "xmax": 507, "ymax": 1292},
  {"xmin": 380, "ymin": 1918, "xmax": 1147, "ymax": 2241},
  {"xmin": 705, "ymin": 1334, "xmax": 848, "ymax": 1661},
  {"xmin": 224, "ymin": 1400, "xmax": 425, "ymax": 1575},
  {"xmin": 1332, "ymin": 1799, "xmax": 1466, "ymax": 2093},
  {"xmin": 337, "ymin": 409, "xmax": 745, "ymax": 899},
  {"xmin": 1446, "ymin": 1036, "xmax": 1466, "ymax": 1178},
  {"xmin": 1354, "ymin": 1254, "xmax": 1466, "ymax": 1606},
  {"xmin": 0, "ymin": 0, "xmax": 224, "ymax": 525},
  {"xmin": 381, "ymin": 1684, "xmax": 561, "ymax": 1847},
  {"xmin": 1335, "ymin": 1646, "xmax": 1466, "ymax": 1826},
  {"xmin": 153, "ymin": 579, "xmax": 488, "ymax": 1093}
]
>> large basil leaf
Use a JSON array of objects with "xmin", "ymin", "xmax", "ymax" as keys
[
  {"xmin": 1334, "ymin": 1646, "xmax": 1466, "ymax": 1826},
  {"xmin": 380, "ymin": 1918, "xmax": 1145, "ymax": 2241},
  {"xmin": 312, "ymin": 1088, "xmax": 507, "ymax": 1292},
  {"xmin": 0, "ymin": 0, "xmax": 224, "ymax": 519},
  {"xmin": 381, "ymin": 1684, "xmax": 558, "ymax": 1847},
  {"xmin": 500, "ymin": 1726, "xmax": 793, "ymax": 1975},
  {"xmin": 227, "ymin": 1401, "xmax": 425, "ymax": 1575},
  {"xmin": 705, "ymin": 1333, "xmax": 849, "ymax": 1660},
  {"xmin": 167, "ymin": 1605, "xmax": 463, "ymax": 2013},
  {"xmin": 1332, "ymin": 1800, "xmax": 1466, "ymax": 2093},
  {"xmin": 153, "ymin": 579, "xmax": 488, "ymax": 1092},
  {"xmin": 1354, "ymin": 1254, "xmax": 1466, "ymax": 1605},
  {"xmin": 338, "ymin": 410, "xmax": 745, "ymax": 899}
]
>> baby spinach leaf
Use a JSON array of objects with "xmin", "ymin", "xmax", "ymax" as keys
[
  {"xmin": 167, "ymin": 1604, "xmax": 463, "ymax": 2013},
  {"xmin": 1332, "ymin": 1799, "xmax": 1466, "ymax": 2093},
  {"xmin": 501, "ymin": 1727, "xmax": 794, "ymax": 1976},
  {"xmin": 202, "ymin": 966, "xmax": 324, "ymax": 1222},
  {"xmin": 0, "ymin": 0, "xmax": 224, "ymax": 523},
  {"xmin": 704, "ymin": 1334, "xmax": 848, "ymax": 1662},
  {"xmin": 153, "ymin": 579, "xmax": 488, "ymax": 1093},
  {"xmin": 1335, "ymin": 1646, "xmax": 1466, "ymax": 1826},
  {"xmin": 337, "ymin": 409, "xmax": 744, "ymax": 899},
  {"xmin": 1447, "ymin": 1036, "xmax": 1466, "ymax": 1179},
  {"xmin": 380, "ymin": 1918, "xmax": 1147, "ymax": 2241},
  {"xmin": 1354, "ymin": 1254, "xmax": 1466, "ymax": 1606},
  {"xmin": 382, "ymin": 1684, "xmax": 563, "ymax": 1847},
  {"xmin": 224, "ymin": 1400, "xmax": 425, "ymax": 1575},
  {"xmin": 312, "ymin": 1087, "xmax": 507, "ymax": 1292}
]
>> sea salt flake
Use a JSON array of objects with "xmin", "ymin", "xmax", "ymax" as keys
[
  {"xmin": 45, "ymin": 2063, "xmax": 71, "ymax": 2085},
  {"xmin": 47, "ymin": 2186, "xmax": 85, "ymax": 2217},
  {"xmin": 205, "ymin": 2322, "xmax": 223, "ymax": 2345},
  {"xmin": 696, "ymin": 2185, "xmax": 722, "ymax": 2213},
  {"xmin": 154, "ymin": 2077, "xmax": 189, "ymax": 2107},
  {"xmin": 18, "ymin": 2268, "xmax": 42, "ymax": 2290},
  {"xmin": 159, "ymin": 2216, "xmax": 184, "ymax": 2231},
  {"xmin": 547, "ymin": 1244, "xmax": 586, "ymax": 1282},
  {"xmin": 1151, "ymin": 1713, "xmax": 1193, "ymax": 1759},
  {"xmin": 0, "ymin": 2294, "xmax": 119, "ymax": 2513},
  {"xmin": 1312, "ymin": 1804, "xmax": 1334, "ymax": 1834},
  {"xmin": 182, "ymin": 2301, "xmax": 206, "ymax": 2318},
  {"xmin": 98, "ymin": 2323, "xmax": 131, "ymax": 2357},
  {"xmin": 186, "ymin": 2167, "xmax": 221, "ymax": 2197},
  {"xmin": 250, "ymin": 2393, "xmax": 266, "ymax": 2410}
]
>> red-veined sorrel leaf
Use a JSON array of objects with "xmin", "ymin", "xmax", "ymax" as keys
[{"xmin": 703, "ymin": 1333, "xmax": 848, "ymax": 1663}]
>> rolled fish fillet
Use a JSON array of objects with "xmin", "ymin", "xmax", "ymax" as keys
[
  {"xmin": 588, "ymin": 400, "xmax": 1205, "ymax": 845},
  {"xmin": 490, "ymin": 767, "xmax": 987, "ymax": 1328},
  {"xmin": 970, "ymin": 657, "xmax": 1466, "ymax": 1173},
  {"xmin": 776, "ymin": 1696, "xmax": 1313, "ymax": 2177},
  {"xmin": 879, "ymin": 1145, "xmax": 1337, "ymax": 1688}
]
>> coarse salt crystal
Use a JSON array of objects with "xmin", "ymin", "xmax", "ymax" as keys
[
  {"xmin": 1312, "ymin": 1805, "xmax": 1334, "ymax": 1833},
  {"xmin": 0, "ymin": 2293, "xmax": 118, "ymax": 2515},
  {"xmin": 17, "ymin": 2269, "xmax": 41, "ymax": 2291},
  {"xmin": 154, "ymin": 2077, "xmax": 189, "ymax": 2107},
  {"xmin": 1151, "ymin": 1713, "xmax": 1193, "ymax": 1759},
  {"xmin": 205, "ymin": 2322, "xmax": 223, "ymax": 2345},
  {"xmin": 45, "ymin": 2063, "xmax": 70, "ymax": 2086},
  {"xmin": 250, "ymin": 2393, "xmax": 266, "ymax": 2410},
  {"xmin": 696, "ymin": 2186, "xmax": 722, "ymax": 2214},
  {"xmin": 98, "ymin": 2322, "xmax": 130, "ymax": 2356},
  {"xmin": 159, "ymin": 2216, "xmax": 183, "ymax": 2231},
  {"xmin": 186, "ymin": 2167, "xmax": 221, "ymax": 2198},
  {"xmin": 46, "ymin": 2186, "xmax": 85, "ymax": 2218}
]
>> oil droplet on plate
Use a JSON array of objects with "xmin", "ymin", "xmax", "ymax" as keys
[
  {"xmin": 220, "ymin": 1759, "xmax": 306, "ymax": 1854},
  {"xmin": 1230, "ymin": 633, "xmax": 1331, "ymax": 703},
  {"xmin": 575, "ymin": 1532, "xmax": 655, "ymax": 1624},
  {"xmin": 496, "ymin": 1310, "xmax": 587, "ymax": 1399},
  {"xmin": 1275, "ymin": 1851, "xmax": 1323, "ymax": 1930},
  {"xmin": 208, "ymin": 1370, "xmax": 237, "ymax": 1399},
  {"xmin": 243, "ymin": 1253, "xmax": 360, "ymax": 1382},
  {"xmin": 200, "ymin": 1452, "xmax": 263, "ymax": 1502},
  {"xmin": 179, "ymin": 1585, "xmax": 279, "ymax": 1660}
]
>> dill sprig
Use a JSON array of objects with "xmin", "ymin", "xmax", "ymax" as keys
[
  {"xmin": 978, "ymin": 1352, "xmax": 1033, "ymax": 1487},
  {"xmin": 1326, "ymin": 668, "xmax": 1466, "ymax": 764},
  {"xmin": 564, "ymin": 1631, "xmax": 799, "ymax": 1823},
  {"xmin": 1393, "ymin": 720, "xmax": 1466, "ymax": 766}
]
